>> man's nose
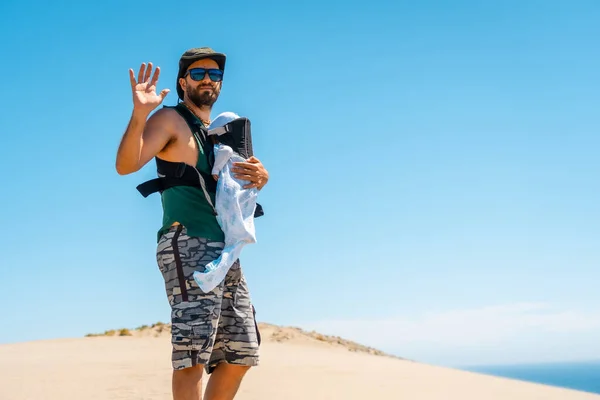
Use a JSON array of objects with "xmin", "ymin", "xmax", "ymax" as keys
[{"xmin": 200, "ymin": 72, "xmax": 212, "ymax": 83}]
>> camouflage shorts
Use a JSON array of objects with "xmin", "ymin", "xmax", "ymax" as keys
[{"xmin": 156, "ymin": 225, "xmax": 261, "ymax": 373}]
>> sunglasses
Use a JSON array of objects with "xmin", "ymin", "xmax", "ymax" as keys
[{"xmin": 185, "ymin": 68, "xmax": 224, "ymax": 82}]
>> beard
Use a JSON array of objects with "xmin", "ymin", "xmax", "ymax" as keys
[{"xmin": 187, "ymin": 83, "xmax": 220, "ymax": 108}]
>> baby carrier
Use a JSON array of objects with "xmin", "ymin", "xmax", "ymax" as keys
[
  {"xmin": 206, "ymin": 115, "xmax": 253, "ymax": 160},
  {"xmin": 135, "ymin": 103, "xmax": 264, "ymax": 218}
]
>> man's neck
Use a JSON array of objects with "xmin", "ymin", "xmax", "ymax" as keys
[{"xmin": 182, "ymin": 100, "xmax": 211, "ymax": 125}]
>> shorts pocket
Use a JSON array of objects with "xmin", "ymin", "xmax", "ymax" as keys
[{"xmin": 172, "ymin": 322, "xmax": 214, "ymax": 352}]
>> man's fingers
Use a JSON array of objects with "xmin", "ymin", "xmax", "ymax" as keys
[
  {"xmin": 235, "ymin": 173, "xmax": 256, "ymax": 182},
  {"xmin": 159, "ymin": 88, "xmax": 170, "ymax": 99},
  {"xmin": 138, "ymin": 63, "xmax": 146, "ymax": 83},
  {"xmin": 232, "ymin": 168, "xmax": 259, "ymax": 177},
  {"xmin": 150, "ymin": 66, "xmax": 161, "ymax": 87},
  {"xmin": 129, "ymin": 69, "xmax": 137, "ymax": 88},
  {"xmin": 144, "ymin": 62, "xmax": 153, "ymax": 83},
  {"xmin": 242, "ymin": 179, "xmax": 261, "ymax": 189},
  {"xmin": 232, "ymin": 162, "xmax": 259, "ymax": 171}
]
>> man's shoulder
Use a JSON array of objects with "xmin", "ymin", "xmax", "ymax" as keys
[
  {"xmin": 146, "ymin": 105, "xmax": 187, "ymax": 133},
  {"xmin": 148, "ymin": 105, "xmax": 180, "ymax": 122}
]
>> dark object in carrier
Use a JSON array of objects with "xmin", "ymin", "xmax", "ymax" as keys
[{"xmin": 207, "ymin": 117, "xmax": 254, "ymax": 160}]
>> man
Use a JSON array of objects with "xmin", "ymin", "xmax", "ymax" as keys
[{"xmin": 115, "ymin": 47, "xmax": 268, "ymax": 400}]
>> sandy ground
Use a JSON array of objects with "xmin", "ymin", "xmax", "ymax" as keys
[{"xmin": 1, "ymin": 323, "xmax": 599, "ymax": 400}]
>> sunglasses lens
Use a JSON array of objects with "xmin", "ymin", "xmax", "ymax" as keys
[
  {"xmin": 208, "ymin": 70, "xmax": 223, "ymax": 82},
  {"xmin": 189, "ymin": 69, "xmax": 206, "ymax": 81}
]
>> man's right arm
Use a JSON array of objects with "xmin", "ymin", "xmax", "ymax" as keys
[
  {"xmin": 116, "ymin": 62, "xmax": 173, "ymax": 175},
  {"xmin": 115, "ymin": 108, "xmax": 174, "ymax": 175}
]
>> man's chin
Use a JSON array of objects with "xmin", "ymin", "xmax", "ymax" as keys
[{"xmin": 190, "ymin": 96, "xmax": 217, "ymax": 108}]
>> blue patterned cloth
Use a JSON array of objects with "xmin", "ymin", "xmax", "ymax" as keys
[{"xmin": 193, "ymin": 112, "xmax": 258, "ymax": 293}]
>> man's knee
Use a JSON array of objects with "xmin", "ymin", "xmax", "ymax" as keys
[{"xmin": 172, "ymin": 365, "xmax": 204, "ymax": 400}]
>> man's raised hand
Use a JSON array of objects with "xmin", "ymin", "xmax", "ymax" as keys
[{"xmin": 129, "ymin": 62, "xmax": 170, "ymax": 116}]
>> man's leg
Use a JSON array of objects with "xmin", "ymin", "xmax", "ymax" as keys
[
  {"xmin": 172, "ymin": 365, "xmax": 204, "ymax": 400},
  {"xmin": 171, "ymin": 364, "xmax": 251, "ymax": 400},
  {"xmin": 203, "ymin": 260, "xmax": 261, "ymax": 400},
  {"xmin": 156, "ymin": 225, "xmax": 227, "ymax": 400},
  {"xmin": 203, "ymin": 364, "xmax": 251, "ymax": 400}
]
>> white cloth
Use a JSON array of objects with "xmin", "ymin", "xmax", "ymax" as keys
[{"xmin": 193, "ymin": 112, "xmax": 258, "ymax": 293}]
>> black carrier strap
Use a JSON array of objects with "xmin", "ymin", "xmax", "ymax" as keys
[
  {"xmin": 136, "ymin": 103, "xmax": 264, "ymax": 218},
  {"xmin": 135, "ymin": 158, "xmax": 216, "ymax": 197}
]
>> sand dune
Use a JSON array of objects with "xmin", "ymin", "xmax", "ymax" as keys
[{"xmin": 1, "ymin": 323, "xmax": 598, "ymax": 400}]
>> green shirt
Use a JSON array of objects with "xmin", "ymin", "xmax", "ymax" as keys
[{"xmin": 156, "ymin": 107, "xmax": 225, "ymax": 243}]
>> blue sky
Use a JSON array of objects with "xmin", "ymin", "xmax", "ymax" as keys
[{"xmin": 0, "ymin": 0, "xmax": 598, "ymax": 367}]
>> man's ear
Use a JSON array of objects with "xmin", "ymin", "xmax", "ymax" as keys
[{"xmin": 178, "ymin": 77, "xmax": 187, "ymax": 93}]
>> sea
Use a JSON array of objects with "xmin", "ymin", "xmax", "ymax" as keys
[{"xmin": 463, "ymin": 360, "xmax": 600, "ymax": 395}]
